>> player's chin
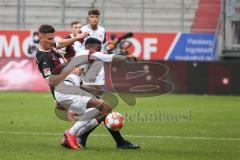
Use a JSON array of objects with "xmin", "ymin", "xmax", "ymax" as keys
[{"xmin": 92, "ymin": 23, "xmax": 98, "ymax": 26}]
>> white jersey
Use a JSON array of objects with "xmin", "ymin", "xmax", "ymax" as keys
[
  {"xmin": 73, "ymin": 40, "xmax": 83, "ymax": 53},
  {"xmin": 81, "ymin": 25, "xmax": 106, "ymax": 49}
]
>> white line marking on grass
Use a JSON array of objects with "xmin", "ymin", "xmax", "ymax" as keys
[
  {"xmin": 0, "ymin": 131, "xmax": 240, "ymax": 142},
  {"xmin": 0, "ymin": 131, "xmax": 61, "ymax": 136}
]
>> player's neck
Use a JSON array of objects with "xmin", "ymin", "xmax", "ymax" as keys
[{"xmin": 89, "ymin": 24, "xmax": 98, "ymax": 30}]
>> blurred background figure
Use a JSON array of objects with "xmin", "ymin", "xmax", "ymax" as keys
[
  {"xmin": 27, "ymin": 31, "xmax": 39, "ymax": 56},
  {"xmin": 62, "ymin": 20, "xmax": 84, "ymax": 61},
  {"xmin": 107, "ymin": 32, "xmax": 133, "ymax": 55}
]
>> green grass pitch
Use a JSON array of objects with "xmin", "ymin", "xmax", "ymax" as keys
[{"xmin": 0, "ymin": 91, "xmax": 240, "ymax": 160}]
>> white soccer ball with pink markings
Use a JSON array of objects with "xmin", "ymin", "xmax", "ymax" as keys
[{"xmin": 105, "ymin": 112, "xmax": 124, "ymax": 131}]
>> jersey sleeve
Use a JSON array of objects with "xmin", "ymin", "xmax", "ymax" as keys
[{"xmin": 90, "ymin": 52, "xmax": 115, "ymax": 62}]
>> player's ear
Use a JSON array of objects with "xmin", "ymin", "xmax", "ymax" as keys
[
  {"xmin": 96, "ymin": 44, "xmax": 101, "ymax": 51},
  {"xmin": 85, "ymin": 44, "xmax": 89, "ymax": 50}
]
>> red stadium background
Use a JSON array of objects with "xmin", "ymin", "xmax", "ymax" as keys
[{"xmin": 1, "ymin": 30, "xmax": 238, "ymax": 95}]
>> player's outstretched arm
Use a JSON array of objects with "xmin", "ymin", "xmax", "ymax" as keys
[
  {"xmin": 90, "ymin": 52, "xmax": 137, "ymax": 63},
  {"xmin": 113, "ymin": 55, "xmax": 137, "ymax": 62},
  {"xmin": 56, "ymin": 32, "xmax": 89, "ymax": 49}
]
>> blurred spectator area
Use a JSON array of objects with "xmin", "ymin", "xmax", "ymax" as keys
[{"xmin": 0, "ymin": 0, "xmax": 208, "ymax": 32}]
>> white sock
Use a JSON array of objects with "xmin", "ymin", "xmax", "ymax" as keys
[
  {"xmin": 68, "ymin": 108, "xmax": 100, "ymax": 135},
  {"xmin": 69, "ymin": 120, "xmax": 89, "ymax": 135},
  {"xmin": 76, "ymin": 119, "xmax": 99, "ymax": 137}
]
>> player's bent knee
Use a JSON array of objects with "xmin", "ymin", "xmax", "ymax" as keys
[
  {"xmin": 87, "ymin": 98, "xmax": 103, "ymax": 110},
  {"xmin": 87, "ymin": 98, "xmax": 112, "ymax": 115},
  {"xmin": 102, "ymin": 101, "xmax": 112, "ymax": 114}
]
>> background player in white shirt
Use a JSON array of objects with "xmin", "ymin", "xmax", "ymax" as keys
[{"xmin": 81, "ymin": 9, "xmax": 106, "ymax": 47}]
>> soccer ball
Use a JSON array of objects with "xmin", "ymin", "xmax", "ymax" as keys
[{"xmin": 105, "ymin": 112, "xmax": 124, "ymax": 131}]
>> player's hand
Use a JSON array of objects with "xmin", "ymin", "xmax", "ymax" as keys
[
  {"xmin": 126, "ymin": 55, "xmax": 137, "ymax": 61},
  {"xmin": 55, "ymin": 101, "xmax": 67, "ymax": 111},
  {"xmin": 68, "ymin": 111, "xmax": 80, "ymax": 122},
  {"xmin": 76, "ymin": 32, "xmax": 89, "ymax": 41},
  {"xmin": 71, "ymin": 67, "xmax": 82, "ymax": 76}
]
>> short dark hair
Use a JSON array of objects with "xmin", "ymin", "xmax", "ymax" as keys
[
  {"xmin": 88, "ymin": 9, "xmax": 100, "ymax": 16},
  {"xmin": 70, "ymin": 20, "xmax": 81, "ymax": 27},
  {"xmin": 85, "ymin": 38, "xmax": 102, "ymax": 51},
  {"xmin": 38, "ymin": 24, "xmax": 55, "ymax": 34},
  {"xmin": 85, "ymin": 38, "xmax": 102, "ymax": 46}
]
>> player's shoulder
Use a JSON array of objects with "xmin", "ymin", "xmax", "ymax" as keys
[
  {"xmin": 81, "ymin": 25, "xmax": 105, "ymax": 32},
  {"xmin": 97, "ymin": 25, "xmax": 105, "ymax": 32},
  {"xmin": 81, "ymin": 25, "xmax": 89, "ymax": 31},
  {"xmin": 36, "ymin": 50, "xmax": 50, "ymax": 63},
  {"xmin": 36, "ymin": 50, "xmax": 45, "ymax": 59}
]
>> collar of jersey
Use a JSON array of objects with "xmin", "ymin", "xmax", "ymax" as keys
[
  {"xmin": 88, "ymin": 24, "xmax": 98, "ymax": 31},
  {"xmin": 39, "ymin": 48, "xmax": 51, "ymax": 52}
]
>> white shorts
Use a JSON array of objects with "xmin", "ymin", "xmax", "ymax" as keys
[{"xmin": 54, "ymin": 91, "xmax": 92, "ymax": 114}]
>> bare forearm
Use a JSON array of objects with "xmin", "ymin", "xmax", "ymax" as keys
[
  {"xmin": 91, "ymin": 52, "xmax": 127, "ymax": 62},
  {"xmin": 48, "ymin": 70, "xmax": 72, "ymax": 86},
  {"xmin": 56, "ymin": 32, "xmax": 89, "ymax": 49},
  {"xmin": 91, "ymin": 52, "xmax": 137, "ymax": 63},
  {"xmin": 56, "ymin": 37, "xmax": 79, "ymax": 49},
  {"xmin": 112, "ymin": 55, "xmax": 127, "ymax": 62}
]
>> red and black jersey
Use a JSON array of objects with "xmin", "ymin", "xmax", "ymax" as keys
[{"xmin": 36, "ymin": 49, "xmax": 65, "ymax": 98}]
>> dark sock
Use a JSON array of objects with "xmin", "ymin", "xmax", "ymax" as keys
[
  {"xmin": 105, "ymin": 127, "xmax": 125, "ymax": 145},
  {"xmin": 79, "ymin": 115, "xmax": 126, "ymax": 146}
]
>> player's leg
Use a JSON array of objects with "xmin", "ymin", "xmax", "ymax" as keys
[
  {"xmin": 55, "ymin": 89, "xmax": 95, "ymax": 150},
  {"xmin": 55, "ymin": 84, "xmax": 103, "ymax": 149},
  {"xmin": 75, "ymin": 91, "xmax": 123, "ymax": 146},
  {"xmin": 64, "ymin": 96, "xmax": 112, "ymax": 150},
  {"xmin": 75, "ymin": 98, "xmax": 112, "ymax": 137},
  {"xmin": 77, "ymin": 92, "xmax": 140, "ymax": 149},
  {"xmin": 77, "ymin": 114, "xmax": 140, "ymax": 149},
  {"xmin": 76, "ymin": 105, "xmax": 140, "ymax": 149}
]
